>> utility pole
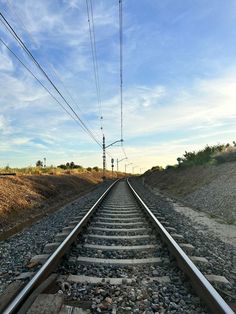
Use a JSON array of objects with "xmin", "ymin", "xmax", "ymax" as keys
[
  {"xmin": 102, "ymin": 134, "xmax": 123, "ymax": 180},
  {"xmin": 117, "ymin": 157, "xmax": 127, "ymax": 172},
  {"xmin": 102, "ymin": 135, "xmax": 106, "ymax": 179},
  {"xmin": 43, "ymin": 157, "xmax": 46, "ymax": 168},
  {"xmin": 111, "ymin": 158, "xmax": 114, "ymax": 178},
  {"xmin": 125, "ymin": 162, "xmax": 132, "ymax": 173}
]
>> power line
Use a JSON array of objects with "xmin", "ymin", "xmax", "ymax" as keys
[
  {"xmin": 119, "ymin": 0, "xmax": 123, "ymax": 142},
  {"xmin": 4, "ymin": 1, "xmax": 102, "ymax": 139},
  {"xmin": 3, "ymin": 0, "xmax": 102, "ymax": 136},
  {"xmin": 0, "ymin": 37, "xmax": 95, "ymax": 140},
  {"xmin": 118, "ymin": 0, "xmax": 128, "ymax": 162},
  {"xmin": 121, "ymin": 145, "xmax": 127, "ymax": 159},
  {"xmin": 49, "ymin": 64, "xmax": 101, "ymax": 139},
  {"xmin": 0, "ymin": 9, "xmax": 116, "ymax": 163},
  {"xmin": 0, "ymin": 36, "xmax": 115, "ymax": 162},
  {"xmin": 90, "ymin": 0, "xmax": 104, "ymax": 132},
  {"xmin": 0, "ymin": 12, "xmax": 102, "ymax": 148},
  {"xmin": 85, "ymin": 0, "xmax": 103, "ymax": 133}
]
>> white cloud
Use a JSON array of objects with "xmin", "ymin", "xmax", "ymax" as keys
[
  {"xmin": 0, "ymin": 115, "xmax": 12, "ymax": 134},
  {"xmin": 1, "ymin": 1, "xmax": 236, "ymax": 169},
  {"xmin": 94, "ymin": 69, "xmax": 236, "ymax": 142},
  {"xmin": 0, "ymin": 45, "xmax": 14, "ymax": 72}
]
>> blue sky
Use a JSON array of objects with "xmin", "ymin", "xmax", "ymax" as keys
[{"xmin": 1, "ymin": 0, "xmax": 236, "ymax": 172}]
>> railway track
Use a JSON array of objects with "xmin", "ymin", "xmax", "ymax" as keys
[{"xmin": 1, "ymin": 179, "xmax": 234, "ymax": 314}]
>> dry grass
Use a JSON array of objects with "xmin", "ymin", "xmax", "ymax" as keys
[{"xmin": 0, "ymin": 170, "xmax": 126, "ymax": 234}]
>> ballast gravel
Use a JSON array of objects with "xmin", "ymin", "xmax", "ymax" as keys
[
  {"xmin": 57, "ymin": 180, "xmax": 209, "ymax": 313},
  {"xmin": 59, "ymin": 278, "xmax": 208, "ymax": 314},
  {"xmin": 130, "ymin": 178, "xmax": 235, "ymax": 300},
  {"xmin": 0, "ymin": 182, "xmax": 111, "ymax": 294}
]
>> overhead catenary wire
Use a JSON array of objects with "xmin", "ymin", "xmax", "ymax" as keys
[
  {"xmin": 0, "ymin": 37, "xmax": 93, "ymax": 140},
  {"xmin": 3, "ymin": 1, "xmax": 102, "ymax": 140},
  {"xmin": 119, "ymin": 0, "xmax": 123, "ymax": 142},
  {"xmin": 49, "ymin": 64, "xmax": 102, "ymax": 139},
  {"xmin": 0, "ymin": 37, "xmax": 115, "ymax": 161},
  {"xmin": 118, "ymin": 0, "xmax": 128, "ymax": 162},
  {"xmin": 5, "ymin": 0, "xmax": 90, "ymax": 122},
  {"xmin": 85, "ymin": 1, "xmax": 116, "ymax": 163},
  {"xmin": 121, "ymin": 145, "xmax": 127, "ymax": 159},
  {"xmin": 90, "ymin": 0, "xmax": 104, "ymax": 131},
  {"xmin": 85, "ymin": 0, "xmax": 104, "ymax": 133},
  {"xmin": 0, "ymin": 11, "xmax": 102, "ymax": 148}
]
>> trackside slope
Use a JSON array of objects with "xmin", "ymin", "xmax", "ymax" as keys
[
  {"xmin": 0, "ymin": 172, "xmax": 121, "ymax": 236},
  {"xmin": 143, "ymin": 162, "xmax": 236, "ymax": 224}
]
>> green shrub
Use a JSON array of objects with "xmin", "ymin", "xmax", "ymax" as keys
[
  {"xmin": 151, "ymin": 166, "xmax": 163, "ymax": 172},
  {"xmin": 214, "ymin": 147, "xmax": 236, "ymax": 163},
  {"xmin": 165, "ymin": 165, "xmax": 176, "ymax": 170},
  {"xmin": 176, "ymin": 144, "xmax": 226, "ymax": 168}
]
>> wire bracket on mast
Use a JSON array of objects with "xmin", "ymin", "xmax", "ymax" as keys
[{"xmin": 102, "ymin": 135, "xmax": 123, "ymax": 180}]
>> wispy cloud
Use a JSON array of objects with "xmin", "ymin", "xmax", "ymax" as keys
[
  {"xmin": 0, "ymin": 0, "xmax": 236, "ymax": 169},
  {"xmin": 0, "ymin": 45, "xmax": 14, "ymax": 71}
]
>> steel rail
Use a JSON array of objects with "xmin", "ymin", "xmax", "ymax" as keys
[
  {"xmin": 127, "ymin": 179, "xmax": 234, "ymax": 314},
  {"xmin": 3, "ymin": 180, "xmax": 118, "ymax": 314}
]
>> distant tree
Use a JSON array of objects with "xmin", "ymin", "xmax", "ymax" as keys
[
  {"xmin": 57, "ymin": 162, "xmax": 83, "ymax": 170},
  {"xmin": 151, "ymin": 166, "xmax": 163, "ymax": 171},
  {"xmin": 57, "ymin": 164, "xmax": 67, "ymax": 169},
  {"xmin": 87, "ymin": 167, "xmax": 92, "ymax": 172},
  {"xmin": 36, "ymin": 160, "xmax": 43, "ymax": 167},
  {"xmin": 177, "ymin": 157, "xmax": 182, "ymax": 165},
  {"xmin": 70, "ymin": 161, "xmax": 75, "ymax": 169},
  {"xmin": 93, "ymin": 166, "xmax": 99, "ymax": 172},
  {"xmin": 75, "ymin": 165, "xmax": 83, "ymax": 169}
]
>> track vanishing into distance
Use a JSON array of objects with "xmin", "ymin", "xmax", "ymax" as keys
[{"xmin": 2, "ymin": 180, "xmax": 234, "ymax": 314}]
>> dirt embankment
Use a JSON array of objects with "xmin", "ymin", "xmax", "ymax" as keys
[
  {"xmin": 143, "ymin": 162, "xmax": 236, "ymax": 224},
  {"xmin": 0, "ymin": 172, "xmax": 121, "ymax": 237}
]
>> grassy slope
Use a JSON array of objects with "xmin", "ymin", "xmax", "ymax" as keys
[{"xmin": 0, "ymin": 171, "xmax": 124, "ymax": 234}]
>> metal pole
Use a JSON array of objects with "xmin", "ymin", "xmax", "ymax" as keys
[
  {"xmin": 117, "ymin": 158, "xmax": 119, "ymax": 172},
  {"xmin": 111, "ymin": 158, "xmax": 114, "ymax": 178},
  {"xmin": 102, "ymin": 135, "xmax": 106, "ymax": 180},
  {"xmin": 103, "ymin": 138, "xmax": 123, "ymax": 179},
  {"xmin": 125, "ymin": 163, "xmax": 132, "ymax": 174},
  {"xmin": 117, "ymin": 157, "xmax": 127, "ymax": 173}
]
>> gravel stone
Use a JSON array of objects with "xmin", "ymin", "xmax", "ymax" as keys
[{"xmin": 0, "ymin": 182, "xmax": 110, "ymax": 293}]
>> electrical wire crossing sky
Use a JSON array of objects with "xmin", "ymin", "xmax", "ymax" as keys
[{"xmin": 1, "ymin": 0, "xmax": 236, "ymax": 170}]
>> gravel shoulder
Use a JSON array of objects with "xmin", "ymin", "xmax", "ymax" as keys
[
  {"xmin": 146, "ymin": 184, "xmax": 236, "ymax": 247},
  {"xmin": 143, "ymin": 162, "xmax": 236, "ymax": 224},
  {"xmin": 131, "ymin": 178, "xmax": 235, "ymax": 300},
  {"xmin": 0, "ymin": 181, "xmax": 111, "ymax": 294}
]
